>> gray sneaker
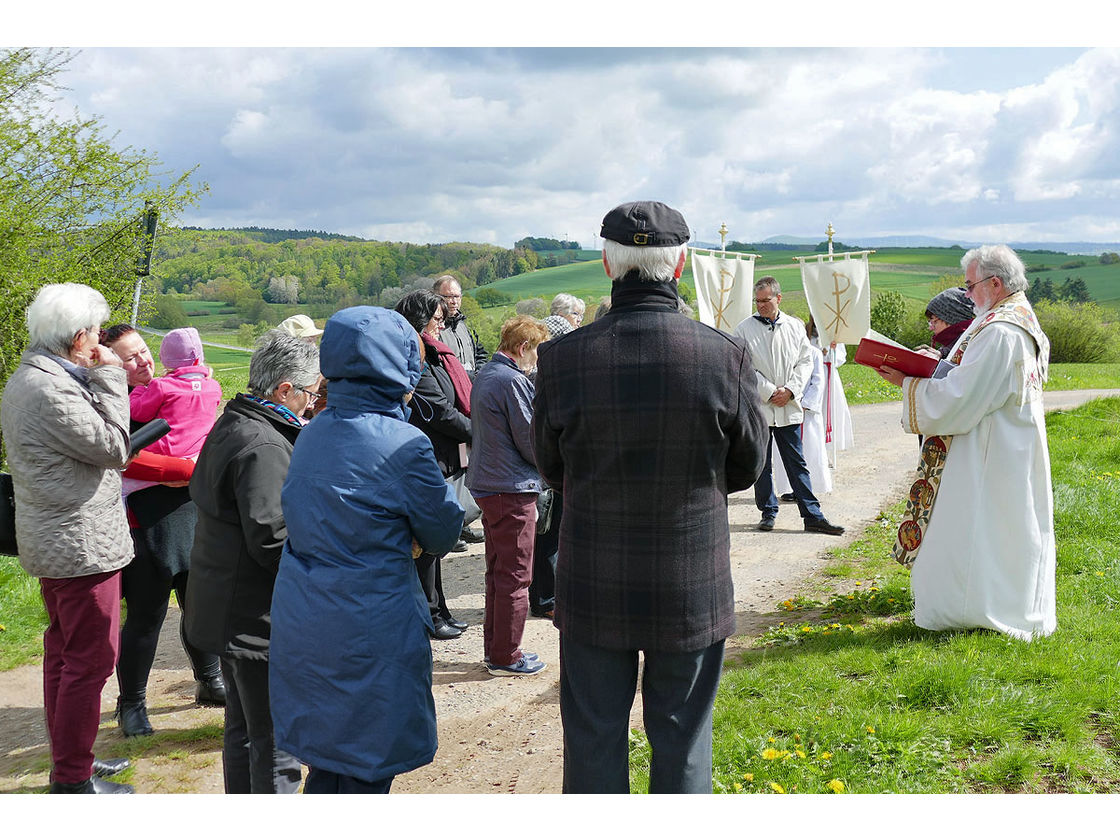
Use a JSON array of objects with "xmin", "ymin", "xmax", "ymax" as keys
[{"xmin": 487, "ymin": 655, "xmax": 547, "ymax": 676}]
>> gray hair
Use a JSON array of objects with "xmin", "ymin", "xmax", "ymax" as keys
[
  {"xmin": 550, "ymin": 293, "xmax": 585, "ymax": 316},
  {"xmin": 248, "ymin": 329, "xmax": 320, "ymax": 398},
  {"xmin": 961, "ymin": 245, "xmax": 1028, "ymax": 294},
  {"xmin": 432, "ymin": 275, "xmax": 460, "ymax": 294},
  {"xmin": 602, "ymin": 240, "xmax": 686, "ymax": 283},
  {"xmin": 754, "ymin": 276, "xmax": 781, "ymax": 296},
  {"xmin": 26, "ymin": 283, "xmax": 111, "ymax": 357}
]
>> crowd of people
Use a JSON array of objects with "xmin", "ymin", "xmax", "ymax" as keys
[{"xmin": 1, "ymin": 202, "xmax": 1056, "ymax": 795}]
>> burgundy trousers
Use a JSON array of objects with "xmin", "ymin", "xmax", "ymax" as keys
[
  {"xmin": 40, "ymin": 569, "xmax": 122, "ymax": 784},
  {"xmin": 477, "ymin": 493, "xmax": 537, "ymax": 667}
]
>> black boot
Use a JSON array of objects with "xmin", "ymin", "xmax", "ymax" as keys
[
  {"xmin": 195, "ymin": 672, "xmax": 227, "ymax": 707},
  {"xmin": 116, "ymin": 698, "xmax": 154, "ymax": 737},
  {"xmin": 50, "ymin": 776, "xmax": 134, "ymax": 793}
]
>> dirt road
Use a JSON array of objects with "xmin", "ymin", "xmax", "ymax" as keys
[{"xmin": 1, "ymin": 390, "xmax": 1114, "ymax": 794}]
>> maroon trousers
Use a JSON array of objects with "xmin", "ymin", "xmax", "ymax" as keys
[
  {"xmin": 40, "ymin": 570, "xmax": 122, "ymax": 784},
  {"xmin": 477, "ymin": 493, "xmax": 537, "ymax": 667}
]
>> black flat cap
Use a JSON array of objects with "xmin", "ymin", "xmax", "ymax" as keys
[{"xmin": 600, "ymin": 201, "xmax": 690, "ymax": 247}]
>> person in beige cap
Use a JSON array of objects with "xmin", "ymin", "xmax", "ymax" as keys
[
  {"xmin": 277, "ymin": 316, "xmax": 325, "ymax": 418},
  {"xmin": 277, "ymin": 314, "xmax": 323, "ymax": 342}
]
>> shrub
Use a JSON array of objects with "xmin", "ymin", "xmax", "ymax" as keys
[
  {"xmin": 870, "ymin": 290, "xmax": 908, "ymax": 340},
  {"xmin": 515, "ymin": 297, "xmax": 547, "ymax": 318},
  {"xmin": 1034, "ymin": 300, "xmax": 1120, "ymax": 363}
]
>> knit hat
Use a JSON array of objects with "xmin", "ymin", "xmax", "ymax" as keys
[
  {"xmin": 542, "ymin": 314, "xmax": 574, "ymax": 339},
  {"xmin": 159, "ymin": 327, "xmax": 204, "ymax": 370},
  {"xmin": 925, "ymin": 287, "xmax": 974, "ymax": 325},
  {"xmin": 600, "ymin": 201, "xmax": 690, "ymax": 247},
  {"xmin": 277, "ymin": 314, "xmax": 324, "ymax": 339}
]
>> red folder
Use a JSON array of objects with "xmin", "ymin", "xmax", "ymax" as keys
[{"xmin": 854, "ymin": 338, "xmax": 938, "ymax": 378}]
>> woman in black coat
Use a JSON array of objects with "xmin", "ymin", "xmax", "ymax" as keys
[{"xmin": 395, "ymin": 291, "xmax": 473, "ymax": 639}]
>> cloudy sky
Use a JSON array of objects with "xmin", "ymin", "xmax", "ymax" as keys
[{"xmin": 17, "ymin": 9, "xmax": 1120, "ymax": 248}]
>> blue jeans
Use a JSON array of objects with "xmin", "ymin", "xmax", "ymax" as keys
[
  {"xmin": 755, "ymin": 424, "xmax": 823, "ymax": 521},
  {"xmin": 559, "ymin": 634, "xmax": 725, "ymax": 794}
]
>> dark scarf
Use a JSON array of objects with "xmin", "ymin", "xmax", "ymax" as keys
[
  {"xmin": 932, "ymin": 320, "xmax": 971, "ymax": 356},
  {"xmin": 752, "ymin": 313, "xmax": 780, "ymax": 331},
  {"xmin": 422, "ymin": 333, "xmax": 472, "ymax": 417},
  {"xmin": 609, "ymin": 271, "xmax": 680, "ymax": 311}
]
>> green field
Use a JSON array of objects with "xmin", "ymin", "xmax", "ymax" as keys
[{"xmin": 473, "ymin": 247, "xmax": 1120, "ymax": 313}]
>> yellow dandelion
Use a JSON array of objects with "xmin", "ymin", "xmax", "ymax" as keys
[
  {"xmin": 733, "ymin": 782, "xmax": 743, "ymax": 792},
  {"xmin": 795, "ymin": 749, "xmax": 806, "ymax": 759},
  {"xmin": 801, "ymin": 625, "xmax": 812, "ymax": 632},
  {"xmin": 761, "ymin": 748, "xmax": 781, "ymax": 760},
  {"xmin": 820, "ymin": 751, "xmax": 832, "ymax": 761},
  {"xmin": 743, "ymin": 773, "xmax": 754, "ymax": 782},
  {"xmin": 770, "ymin": 782, "xmax": 786, "ymax": 794},
  {"xmin": 866, "ymin": 725, "xmax": 876, "ymax": 734},
  {"xmin": 768, "ymin": 737, "xmax": 776, "ymax": 743},
  {"xmin": 794, "ymin": 734, "xmax": 801, "ymax": 742},
  {"xmin": 827, "ymin": 779, "xmax": 845, "ymax": 794}
]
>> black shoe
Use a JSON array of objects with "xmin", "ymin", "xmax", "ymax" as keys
[
  {"xmin": 779, "ymin": 493, "xmax": 797, "ymax": 502},
  {"xmin": 450, "ymin": 540, "xmax": 469, "ymax": 553},
  {"xmin": 429, "ymin": 618, "xmax": 463, "ymax": 640},
  {"xmin": 530, "ymin": 608, "xmax": 555, "ymax": 619},
  {"xmin": 116, "ymin": 699, "xmax": 154, "ymax": 737},
  {"xmin": 50, "ymin": 776, "xmax": 134, "ymax": 794},
  {"xmin": 758, "ymin": 517, "xmax": 776, "ymax": 532},
  {"xmin": 804, "ymin": 517, "xmax": 845, "ymax": 536},
  {"xmin": 92, "ymin": 757, "xmax": 130, "ymax": 778},
  {"xmin": 441, "ymin": 614, "xmax": 468, "ymax": 631},
  {"xmin": 195, "ymin": 674, "xmax": 227, "ymax": 707},
  {"xmin": 459, "ymin": 526, "xmax": 485, "ymax": 544}
]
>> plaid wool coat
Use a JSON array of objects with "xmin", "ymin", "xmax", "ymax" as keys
[{"xmin": 532, "ymin": 278, "xmax": 768, "ymax": 652}]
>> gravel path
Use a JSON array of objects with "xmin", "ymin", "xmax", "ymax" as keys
[{"xmin": 1, "ymin": 390, "xmax": 1115, "ymax": 794}]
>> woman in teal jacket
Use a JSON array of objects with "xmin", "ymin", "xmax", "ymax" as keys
[{"xmin": 269, "ymin": 306, "xmax": 464, "ymax": 794}]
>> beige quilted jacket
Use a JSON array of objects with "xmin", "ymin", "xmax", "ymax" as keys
[{"xmin": 0, "ymin": 351, "xmax": 133, "ymax": 578}]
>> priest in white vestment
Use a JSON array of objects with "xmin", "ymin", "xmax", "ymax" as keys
[{"xmin": 876, "ymin": 245, "xmax": 1055, "ymax": 641}]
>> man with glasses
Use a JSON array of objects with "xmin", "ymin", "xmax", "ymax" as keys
[
  {"xmin": 876, "ymin": 245, "xmax": 1055, "ymax": 640},
  {"xmin": 734, "ymin": 277, "xmax": 845, "ymax": 536},
  {"xmin": 432, "ymin": 275, "xmax": 489, "ymax": 379}
]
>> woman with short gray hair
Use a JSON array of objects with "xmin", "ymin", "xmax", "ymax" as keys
[
  {"xmin": 1, "ymin": 283, "xmax": 135, "ymax": 793},
  {"xmin": 184, "ymin": 328, "xmax": 319, "ymax": 794}
]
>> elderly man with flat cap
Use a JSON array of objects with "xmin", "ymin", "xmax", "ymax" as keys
[{"xmin": 533, "ymin": 200, "xmax": 768, "ymax": 793}]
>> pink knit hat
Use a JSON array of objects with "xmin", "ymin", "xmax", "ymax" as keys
[{"xmin": 160, "ymin": 327, "xmax": 205, "ymax": 370}]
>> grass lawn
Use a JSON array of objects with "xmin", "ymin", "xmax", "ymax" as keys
[{"xmin": 626, "ymin": 396, "xmax": 1120, "ymax": 794}]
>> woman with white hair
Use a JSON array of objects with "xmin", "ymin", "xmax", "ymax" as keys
[
  {"xmin": 1, "ymin": 283, "xmax": 135, "ymax": 793},
  {"xmin": 542, "ymin": 293, "xmax": 585, "ymax": 339}
]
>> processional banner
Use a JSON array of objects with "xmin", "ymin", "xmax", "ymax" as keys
[
  {"xmin": 690, "ymin": 249, "xmax": 757, "ymax": 332},
  {"xmin": 798, "ymin": 252, "xmax": 872, "ymax": 345}
]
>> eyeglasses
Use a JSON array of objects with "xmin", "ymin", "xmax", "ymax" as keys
[
  {"xmin": 755, "ymin": 296, "xmax": 776, "ymax": 305},
  {"xmin": 966, "ymin": 275, "xmax": 997, "ymax": 293},
  {"xmin": 440, "ymin": 294, "xmax": 462, "ymax": 301},
  {"xmin": 298, "ymin": 388, "xmax": 321, "ymax": 404}
]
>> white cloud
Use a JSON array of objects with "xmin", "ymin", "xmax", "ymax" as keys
[{"xmin": 48, "ymin": 46, "xmax": 1120, "ymax": 246}]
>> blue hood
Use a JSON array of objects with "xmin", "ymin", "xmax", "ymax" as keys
[{"xmin": 320, "ymin": 307, "xmax": 421, "ymax": 416}]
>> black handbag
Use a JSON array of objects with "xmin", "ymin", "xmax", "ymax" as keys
[{"xmin": 1, "ymin": 472, "xmax": 18, "ymax": 556}]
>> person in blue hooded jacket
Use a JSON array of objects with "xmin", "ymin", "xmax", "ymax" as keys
[{"xmin": 269, "ymin": 306, "xmax": 464, "ymax": 794}]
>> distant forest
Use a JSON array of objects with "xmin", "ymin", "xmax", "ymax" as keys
[{"xmin": 147, "ymin": 227, "xmax": 543, "ymax": 325}]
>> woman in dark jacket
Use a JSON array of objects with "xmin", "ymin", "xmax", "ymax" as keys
[
  {"xmin": 395, "ymin": 290, "xmax": 473, "ymax": 639},
  {"xmin": 184, "ymin": 329, "xmax": 319, "ymax": 794}
]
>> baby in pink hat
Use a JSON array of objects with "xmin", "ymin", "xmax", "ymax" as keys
[{"xmin": 129, "ymin": 327, "xmax": 223, "ymax": 461}]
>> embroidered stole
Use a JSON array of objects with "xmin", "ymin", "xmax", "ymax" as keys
[{"xmin": 891, "ymin": 292, "xmax": 1048, "ymax": 568}]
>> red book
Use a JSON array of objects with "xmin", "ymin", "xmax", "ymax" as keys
[{"xmin": 854, "ymin": 338, "xmax": 939, "ymax": 378}]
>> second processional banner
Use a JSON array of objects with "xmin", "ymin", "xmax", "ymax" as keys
[
  {"xmin": 690, "ymin": 249, "xmax": 757, "ymax": 332},
  {"xmin": 799, "ymin": 253, "xmax": 872, "ymax": 345}
]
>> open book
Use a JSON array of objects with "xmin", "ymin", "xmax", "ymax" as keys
[{"xmin": 853, "ymin": 332, "xmax": 939, "ymax": 378}]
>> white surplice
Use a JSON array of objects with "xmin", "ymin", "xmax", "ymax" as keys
[
  {"xmin": 774, "ymin": 348, "xmax": 831, "ymax": 496},
  {"xmin": 816, "ymin": 340, "xmax": 853, "ymax": 454},
  {"xmin": 900, "ymin": 318, "xmax": 1056, "ymax": 640}
]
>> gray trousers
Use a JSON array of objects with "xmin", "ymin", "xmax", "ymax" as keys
[
  {"xmin": 559, "ymin": 634, "xmax": 725, "ymax": 794},
  {"xmin": 220, "ymin": 657, "xmax": 302, "ymax": 794}
]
